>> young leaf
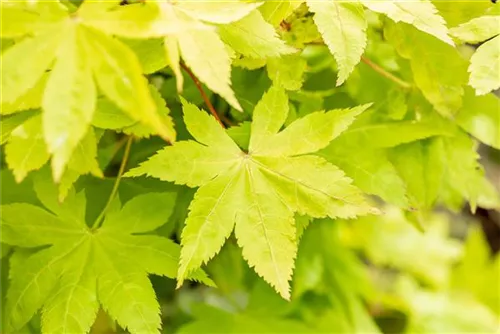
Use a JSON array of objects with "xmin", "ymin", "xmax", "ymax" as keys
[
  {"xmin": 174, "ymin": 1, "xmax": 262, "ymax": 24},
  {"xmin": 468, "ymin": 35, "xmax": 500, "ymax": 95},
  {"xmin": 0, "ymin": 1, "xmax": 67, "ymax": 38},
  {"xmin": 42, "ymin": 24, "xmax": 96, "ymax": 181},
  {"xmin": 327, "ymin": 117, "xmax": 451, "ymax": 149},
  {"xmin": 362, "ymin": 0, "xmax": 454, "ymax": 45},
  {"xmin": 450, "ymin": 15, "xmax": 500, "ymax": 44},
  {"xmin": 1, "ymin": 109, "xmax": 39, "ymax": 145},
  {"xmin": 450, "ymin": 16, "xmax": 500, "ymax": 95},
  {"xmin": 1, "ymin": 28, "xmax": 63, "ymax": 104},
  {"xmin": 1, "ymin": 188, "xmax": 209, "ymax": 334},
  {"xmin": 259, "ymin": 1, "xmax": 303, "ymax": 26},
  {"xmin": 164, "ymin": 36, "xmax": 184, "ymax": 92},
  {"xmin": 218, "ymin": 11, "xmax": 296, "ymax": 59},
  {"xmin": 384, "ymin": 21, "xmax": 468, "ymax": 116},
  {"xmin": 307, "ymin": 0, "xmax": 367, "ymax": 85},
  {"xmin": 5, "ymin": 115, "xmax": 49, "ymax": 183},
  {"xmin": 1, "ymin": 72, "xmax": 47, "ymax": 115},
  {"xmin": 58, "ymin": 128, "xmax": 103, "ymax": 201},
  {"xmin": 235, "ymin": 164, "xmax": 297, "ymax": 299},
  {"xmin": 127, "ymin": 86, "xmax": 375, "ymax": 298},
  {"xmin": 389, "ymin": 139, "xmax": 444, "ymax": 210},
  {"xmin": 267, "ymin": 53, "xmax": 307, "ymax": 91},
  {"xmin": 318, "ymin": 146, "xmax": 408, "ymax": 208},
  {"xmin": 439, "ymin": 131, "xmax": 500, "ymax": 211},
  {"xmin": 455, "ymin": 88, "xmax": 500, "ymax": 149},
  {"xmin": 124, "ymin": 38, "xmax": 168, "ymax": 74},
  {"xmin": 80, "ymin": 26, "xmax": 174, "ymax": 142},
  {"xmin": 176, "ymin": 29, "xmax": 242, "ymax": 110}
]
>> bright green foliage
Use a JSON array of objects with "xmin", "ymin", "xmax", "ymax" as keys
[
  {"xmin": 361, "ymin": 0, "xmax": 454, "ymax": 45},
  {"xmin": 267, "ymin": 53, "xmax": 307, "ymax": 91},
  {"xmin": 218, "ymin": 10, "xmax": 295, "ymax": 59},
  {"xmin": 92, "ymin": 85, "xmax": 174, "ymax": 139},
  {"xmin": 384, "ymin": 21, "xmax": 468, "ymax": 116},
  {"xmin": 5, "ymin": 115, "xmax": 49, "ymax": 182},
  {"xmin": 1, "ymin": 179, "xmax": 207, "ymax": 334},
  {"xmin": 1, "ymin": 1, "xmax": 175, "ymax": 181},
  {"xmin": 346, "ymin": 207, "xmax": 462, "ymax": 287},
  {"xmin": 293, "ymin": 220, "xmax": 381, "ymax": 333},
  {"xmin": 455, "ymin": 88, "xmax": 500, "ymax": 149},
  {"xmin": 127, "ymin": 86, "xmax": 375, "ymax": 299},
  {"xmin": 307, "ymin": 0, "xmax": 367, "ymax": 85},
  {"xmin": 0, "ymin": 110, "xmax": 39, "ymax": 145},
  {"xmin": 451, "ymin": 15, "xmax": 500, "ymax": 95},
  {"xmin": 179, "ymin": 303, "xmax": 313, "ymax": 333},
  {"xmin": 260, "ymin": 1, "xmax": 303, "ymax": 26},
  {"xmin": 42, "ymin": 23, "xmax": 96, "ymax": 181},
  {"xmin": 452, "ymin": 227, "xmax": 500, "ymax": 315},
  {"xmin": 1, "ymin": 1, "xmax": 500, "ymax": 333}
]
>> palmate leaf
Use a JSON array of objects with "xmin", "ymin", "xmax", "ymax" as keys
[
  {"xmin": 127, "ymin": 86, "xmax": 376, "ymax": 299},
  {"xmin": 0, "ymin": 2, "xmax": 175, "ymax": 180},
  {"xmin": 1, "ymin": 181, "xmax": 210, "ymax": 334}
]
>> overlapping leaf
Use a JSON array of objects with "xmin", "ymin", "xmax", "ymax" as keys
[
  {"xmin": 1, "ymin": 1, "xmax": 175, "ymax": 181},
  {"xmin": 307, "ymin": 0, "xmax": 367, "ymax": 85},
  {"xmin": 361, "ymin": 0, "xmax": 454, "ymax": 45},
  {"xmin": 451, "ymin": 15, "xmax": 500, "ymax": 95},
  {"xmin": 306, "ymin": 0, "xmax": 454, "ymax": 85},
  {"xmin": 384, "ymin": 21, "xmax": 468, "ymax": 116},
  {"xmin": 1, "ymin": 179, "xmax": 209, "ymax": 334},
  {"xmin": 127, "ymin": 86, "xmax": 375, "ymax": 299},
  {"xmin": 455, "ymin": 88, "xmax": 500, "ymax": 149},
  {"xmin": 80, "ymin": 1, "xmax": 291, "ymax": 111}
]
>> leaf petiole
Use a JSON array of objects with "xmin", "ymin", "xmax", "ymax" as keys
[{"xmin": 91, "ymin": 136, "xmax": 133, "ymax": 229}]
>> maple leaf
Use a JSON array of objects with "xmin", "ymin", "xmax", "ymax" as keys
[
  {"xmin": 451, "ymin": 15, "xmax": 500, "ymax": 96},
  {"xmin": 127, "ymin": 86, "xmax": 376, "ymax": 299},
  {"xmin": 1, "ymin": 178, "xmax": 210, "ymax": 334},
  {"xmin": 1, "ymin": 1, "xmax": 175, "ymax": 180}
]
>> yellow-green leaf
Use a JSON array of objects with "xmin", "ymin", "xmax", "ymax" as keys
[
  {"xmin": 1, "ymin": 28, "xmax": 62, "ymax": 104},
  {"xmin": 42, "ymin": 24, "xmax": 96, "ymax": 181},
  {"xmin": 307, "ymin": 0, "xmax": 367, "ymax": 85},
  {"xmin": 5, "ymin": 115, "xmax": 49, "ymax": 182}
]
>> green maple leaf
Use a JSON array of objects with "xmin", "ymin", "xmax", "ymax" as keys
[
  {"xmin": 451, "ymin": 15, "xmax": 500, "ymax": 95},
  {"xmin": 80, "ymin": 1, "xmax": 268, "ymax": 110},
  {"xmin": 1, "ymin": 178, "xmax": 210, "ymax": 334},
  {"xmin": 307, "ymin": 0, "xmax": 367, "ymax": 85},
  {"xmin": 455, "ymin": 88, "xmax": 500, "ymax": 150},
  {"xmin": 1, "ymin": 1, "xmax": 175, "ymax": 180},
  {"xmin": 384, "ymin": 21, "xmax": 468, "ymax": 116},
  {"xmin": 127, "ymin": 86, "xmax": 376, "ymax": 299},
  {"xmin": 361, "ymin": 0, "xmax": 454, "ymax": 45},
  {"xmin": 4, "ymin": 114, "xmax": 102, "ymax": 200}
]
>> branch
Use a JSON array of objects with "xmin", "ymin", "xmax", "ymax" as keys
[
  {"xmin": 92, "ymin": 136, "xmax": 133, "ymax": 229},
  {"xmin": 360, "ymin": 56, "xmax": 412, "ymax": 89},
  {"xmin": 180, "ymin": 62, "xmax": 225, "ymax": 127}
]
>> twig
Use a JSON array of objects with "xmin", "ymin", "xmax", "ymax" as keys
[
  {"xmin": 91, "ymin": 136, "xmax": 133, "ymax": 229},
  {"xmin": 180, "ymin": 62, "xmax": 225, "ymax": 127},
  {"xmin": 360, "ymin": 56, "xmax": 412, "ymax": 89}
]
